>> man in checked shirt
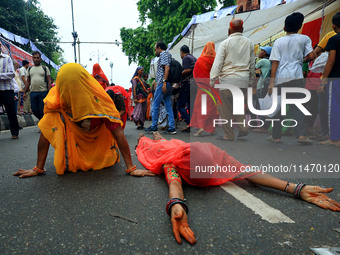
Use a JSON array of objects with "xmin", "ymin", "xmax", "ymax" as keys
[{"xmin": 0, "ymin": 42, "xmax": 20, "ymax": 139}]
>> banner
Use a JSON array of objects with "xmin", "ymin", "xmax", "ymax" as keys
[{"xmin": 0, "ymin": 36, "xmax": 34, "ymax": 65}]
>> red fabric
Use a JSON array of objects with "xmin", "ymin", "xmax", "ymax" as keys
[
  {"xmin": 301, "ymin": 18, "xmax": 322, "ymax": 49},
  {"xmin": 190, "ymin": 42, "xmax": 219, "ymax": 133},
  {"xmin": 106, "ymin": 85, "xmax": 129, "ymax": 129},
  {"xmin": 90, "ymin": 118, "xmax": 120, "ymax": 131},
  {"xmin": 92, "ymin": 63, "xmax": 109, "ymax": 90},
  {"xmin": 126, "ymin": 88, "xmax": 133, "ymax": 118},
  {"xmin": 136, "ymin": 137, "xmax": 258, "ymax": 187},
  {"xmin": 305, "ymin": 71, "xmax": 322, "ymax": 90}
]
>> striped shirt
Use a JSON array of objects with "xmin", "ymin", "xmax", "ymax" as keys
[{"xmin": 0, "ymin": 53, "xmax": 15, "ymax": 91}]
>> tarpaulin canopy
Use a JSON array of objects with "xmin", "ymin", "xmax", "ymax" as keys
[
  {"xmin": 169, "ymin": 0, "xmax": 339, "ymax": 61},
  {"xmin": 0, "ymin": 27, "xmax": 60, "ymax": 70}
]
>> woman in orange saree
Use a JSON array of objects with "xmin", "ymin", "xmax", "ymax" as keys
[
  {"xmin": 13, "ymin": 63, "xmax": 154, "ymax": 178},
  {"xmin": 136, "ymin": 132, "xmax": 340, "ymax": 245},
  {"xmin": 92, "ymin": 63, "xmax": 109, "ymax": 90},
  {"xmin": 190, "ymin": 42, "xmax": 220, "ymax": 137}
]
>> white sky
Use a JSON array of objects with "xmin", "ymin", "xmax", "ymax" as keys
[{"xmin": 38, "ymin": 0, "xmax": 142, "ymax": 89}]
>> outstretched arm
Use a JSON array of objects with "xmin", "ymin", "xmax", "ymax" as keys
[
  {"xmin": 245, "ymin": 173, "xmax": 340, "ymax": 211},
  {"xmin": 13, "ymin": 133, "xmax": 50, "ymax": 178},
  {"xmin": 164, "ymin": 164, "xmax": 196, "ymax": 244},
  {"xmin": 111, "ymin": 126, "xmax": 155, "ymax": 177}
]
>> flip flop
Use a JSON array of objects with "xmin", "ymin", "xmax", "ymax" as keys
[
  {"xmin": 216, "ymin": 135, "xmax": 233, "ymax": 141},
  {"xmin": 297, "ymin": 137, "xmax": 312, "ymax": 144},
  {"xmin": 318, "ymin": 140, "xmax": 340, "ymax": 147},
  {"xmin": 266, "ymin": 136, "xmax": 282, "ymax": 143},
  {"xmin": 181, "ymin": 126, "xmax": 191, "ymax": 132}
]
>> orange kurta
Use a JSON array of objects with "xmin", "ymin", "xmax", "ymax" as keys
[{"xmin": 39, "ymin": 63, "xmax": 122, "ymax": 175}]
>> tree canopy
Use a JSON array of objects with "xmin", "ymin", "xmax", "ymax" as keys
[
  {"xmin": 0, "ymin": 0, "xmax": 64, "ymax": 77},
  {"xmin": 120, "ymin": 0, "xmax": 236, "ymax": 71}
]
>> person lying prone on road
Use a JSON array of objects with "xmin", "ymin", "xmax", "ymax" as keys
[{"xmin": 135, "ymin": 132, "xmax": 340, "ymax": 245}]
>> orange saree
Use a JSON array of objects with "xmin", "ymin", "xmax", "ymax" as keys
[{"xmin": 39, "ymin": 63, "xmax": 122, "ymax": 175}]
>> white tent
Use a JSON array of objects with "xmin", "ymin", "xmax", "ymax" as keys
[{"xmin": 169, "ymin": 0, "xmax": 339, "ymax": 61}]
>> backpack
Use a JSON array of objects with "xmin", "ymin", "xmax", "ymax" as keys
[
  {"xmin": 167, "ymin": 58, "xmax": 183, "ymax": 83},
  {"xmin": 28, "ymin": 65, "xmax": 48, "ymax": 88}
]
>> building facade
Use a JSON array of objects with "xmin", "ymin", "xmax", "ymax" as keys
[{"xmin": 236, "ymin": 0, "xmax": 260, "ymax": 13}]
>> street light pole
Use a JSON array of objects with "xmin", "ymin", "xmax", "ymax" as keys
[
  {"xmin": 71, "ymin": 0, "xmax": 78, "ymax": 63},
  {"xmin": 109, "ymin": 62, "xmax": 114, "ymax": 83},
  {"xmin": 89, "ymin": 50, "xmax": 108, "ymax": 64}
]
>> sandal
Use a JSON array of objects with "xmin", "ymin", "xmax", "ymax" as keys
[
  {"xmin": 181, "ymin": 126, "xmax": 190, "ymax": 132},
  {"xmin": 266, "ymin": 136, "xmax": 282, "ymax": 143},
  {"xmin": 297, "ymin": 137, "xmax": 312, "ymax": 145},
  {"xmin": 318, "ymin": 140, "xmax": 340, "ymax": 147}
]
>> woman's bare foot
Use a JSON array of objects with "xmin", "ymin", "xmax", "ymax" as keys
[
  {"xmin": 194, "ymin": 128, "xmax": 204, "ymax": 136},
  {"xmin": 153, "ymin": 131, "xmax": 165, "ymax": 140}
]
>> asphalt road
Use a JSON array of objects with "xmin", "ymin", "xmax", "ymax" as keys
[{"xmin": 1, "ymin": 121, "xmax": 339, "ymax": 255}]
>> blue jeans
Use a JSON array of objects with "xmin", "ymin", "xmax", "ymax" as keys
[
  {"xmin": 30, "ymin": 91, "xmax": 48, "ymax": 120},
  {"xmin": 178, "ymin": 84, "xmax": 190, "ymax": 125},
  {"xmin": 151, "ymin": 82, "xmax": 175, "ymax": 129}
]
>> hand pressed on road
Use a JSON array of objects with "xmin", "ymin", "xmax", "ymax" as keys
[
  {"xmin": 129, "ymin": 169, "xmax": 156, "ymax": 177},
  {"xmin": 171, "ymin": 204, "xmax": 196, "ymax": 245},
  {"xmin": 13, "ymin": 169, "xmax": 39, "ymax": 178},
  {"xmin": 300, "ymin": 185, "xmax": 340, "ymax": 212}
]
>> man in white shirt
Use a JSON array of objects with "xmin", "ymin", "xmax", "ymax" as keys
[
  {"xmin": 210, "ymin": 18, "xmax": 255, "ymax": 140},
  {"xmin": 268, "ymin": 12, "xmax": 316, "ymax": 144},
  {"xmin": 0, "ymin": 42, "xmax": 20, "ymax": 139},
  {"xmin": 19, "ymin": 60, "xmax": 31, "ymax": 114}
]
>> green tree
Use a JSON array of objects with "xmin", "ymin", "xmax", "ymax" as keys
[
  {"xmin": 219, "ymin": 0, "xmax": 236, "ymax": 9},
  {"xmin": 120, "ymin": 0, "xmax": 223, "ymax": 71},
  {"xmin": 0, "ymin": 0, "xmax": 64, "ymax": 76}
]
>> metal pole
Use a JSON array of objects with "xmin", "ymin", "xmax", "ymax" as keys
[
  {"xmin": 71, "ymin": 0, "xmax": 78, "ymax": 63},
  {"xmin": 191, "ymin": 28, "xmax": 195, "ymax": 54},
  {"xmin": 109, "ymin": 62, "xmax": 113, "ymax": 83},
  {"xmin": 77, "ymin": 38, "xmax": 81, "ymax": 64}
]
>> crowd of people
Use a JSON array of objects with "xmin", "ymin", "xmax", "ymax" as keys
[
  {"xmin": 1, "ymin": 10, "xmax": 340, "ymax": 245},
  {"xmin": 143, "ymin": 11, "xmax": 340, "ymax": 147}
]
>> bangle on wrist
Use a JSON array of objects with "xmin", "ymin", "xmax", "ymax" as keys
[
  {"xmin": 166, "ymin": 198, "xmax": 188, "ymax": 216},
  {"xmin": 33, "ymin": 166, "xmax": 46, "ymax": 174},
  {"xmin": 284, "ymin": 181, "xmax": 290, "ymax": 193},
  {"xmin": 125, "ymin": 165, "xmax": 137, "ymax": 174},
  {"xmin": 293, "ymin": 182, "xmax": 306, "ymax": 199}
]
